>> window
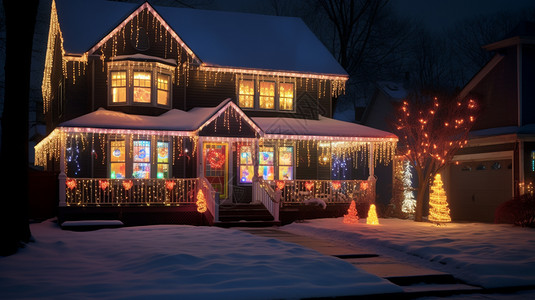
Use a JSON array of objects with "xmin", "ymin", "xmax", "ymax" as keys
[
  {"xmin": 111, "ymin": 71, "xmax": 127, "ymax": 103},
  {"xmin": 532, "ymin": 151, "xmax": 535, "ymax": 172},
  {"xmin": 259, "ymin": 81, "xmax": 275, "ymax": 109},
  {"xmin": 133, "ymin": 72, "xmax": 152, "ymax": 103},
  {"xmin": 108, "ymin": 60, "xmax": 174, "ymax": 108},
  {"xmin": 157, "ymin": 74, "xmax": 170, "ymax": 106},
  {"xmin": 157, "ymin": 141, "xmax": 170, "ymax": 179},
  {"xmin": 258, "ymin": 147, "xmax": 274, "ymax": 180},
  {"xmin": 237, "ymin": 77, "xmax": 295, "ymax": 111},
  {"xmin": 110, "ymin": 140, "xmax": 126, "ymax": 179},
  {"xmin": 278, "ymin": 146, "xmax": 294, "ymax": 180},
  {"xmin": 279, "ymin": 82, "xmax": 294, "ymax": 111},
  {"xmin": 238, "ymin": 80, "xmax": 254, "ymax": 108},
  {"xmin": 133, "ymin": 140, "xmax": 151, "ymax": 179},
  {"xmin": 238, "ymin": 144, "xmax": 254, "ymax": 183}
]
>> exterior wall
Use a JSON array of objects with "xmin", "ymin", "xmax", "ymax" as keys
[
  {"xmin": 522, "ymin": 45, "xmax": 535, "ymax": 126},
  {"xmin": 470, "ymin": 48, "xmax": 518, "ymax": 131}
]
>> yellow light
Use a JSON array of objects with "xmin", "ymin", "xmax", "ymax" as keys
[
  {"xmin": 343, "ymin": 200, "xmax": 359, "ymax": 224},
  {"xmin": 428, "ymin": 174, "xmax": 451, "ymax": 224},
  {"xmin": 366, "ymin": 204, "xmax": 379, "ymax": 225},
  {"xmin": 196, "ymin": 189, "xmax": 207, "ymax": 213}
]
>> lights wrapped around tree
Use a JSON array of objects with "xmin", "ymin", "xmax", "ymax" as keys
[
  {"xmin": 343, "ymin": 200, "xmax": 359, "ymax": 224},
  {"xmin": 196, "ymin": 189, "xmax": 208, "ymax": 213},
  {"xmin": 428, "ymin": 174, "xmax": 451, "ymax": 224},
  {"xmin": 366, "ymin": 204, "xmax": 379, "ymax": 225}
]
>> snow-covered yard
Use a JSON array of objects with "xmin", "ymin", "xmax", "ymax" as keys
[
  {"xmin": 283, "ymin": 218, "xmax": 535, "ymax": 289},
  {"xmin": 0, "ymin": 220, "xmax": 401, "ymax": 300}
]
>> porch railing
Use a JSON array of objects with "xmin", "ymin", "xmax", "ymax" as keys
[
  {"xmin": 64, "ymin": 178, "xmax": 197, "ymax": 206},
  {"xmin": 253, "ymin": 178, "xmax": 280, "ymax": 222},
  {"xmin": 261, "ymin": 179, "xmax": 372, "ymax": 205}
]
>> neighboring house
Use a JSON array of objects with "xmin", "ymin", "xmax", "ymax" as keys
[
  {"xmin": 34, "ymin": 0, "xmax": 397, "ymax": 226},
  {"xmin": 444, "ymin": 21, "xmax": 535, "ymax": 222}
]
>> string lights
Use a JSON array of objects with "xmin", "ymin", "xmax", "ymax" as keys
[
  {"xmin": 366, "ymin": 204, "xmax": 379, "ymax": 225},
  {"xmin": 428, "ymin": 174, "xmax": 451, "ymax": 224},
  {"xmin": 343, "ymin": 200, "xmax": 359, "ymax": 224}
]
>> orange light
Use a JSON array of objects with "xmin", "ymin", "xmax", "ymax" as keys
[{"xmin": 366, "ymin": 204, "xmax": 379, "ymax": 225}]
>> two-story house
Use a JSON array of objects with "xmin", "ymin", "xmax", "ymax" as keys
[
  {"xmin": 444, "ymin": 21, "xmax": 535, "ymax": 222},
  {"xmin": 35, "ymin": 0, "xmax": 397, "ymax": 226}
]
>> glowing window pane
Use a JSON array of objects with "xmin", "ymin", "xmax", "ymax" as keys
[
  {"xmin": 157, "ymin": 74, "xmax": 170, "ymax": 106},
  {"xmin": 238, "ymin": 80, "xmax": 254, "ymax": 108},
  {"xmin": 532, "ymin": 151, "xmax": 535, "ymax": 172},
  {"xmin": 240, "ymin": 166, "xmax": 254, "ymax": 183},
  {"xmin": 157, "ymin": 164, "xmax": 169, "ymax": 179},
  {"xmin": 133, "ymin": 72, "xmax": 151, "ymax": 103},
  {"xmin": 111, "ymin": 71, "xmax": 126, "ymax": 103},
  {"xmin": 133, "ymin": 140, "xmax": 150, "ymax": 163},
  {"xmin": 133, "ymin": 163, "xmax": 150, "ymax": 179},
  {"xmin": 157, "ymin": 142, "xmax": 169, "ymax": 163},
  {"xmin": 110, "ymin": 163, "xmax": 125, "ymax": 179},
  {"xmin": 259, "ymin": 147, "xmax": 274, "ymax": 165},
  {"xmin": 279, "ymin": 166, "xmax": 293, "ymax": 180},
  {"xmin": 259, "ymin": 81, "xmax": 275, "ymax": 109},
  {"xmin": 278, "ymin": 146, "xmax": 293, "ymax": 166},
  {"xmin": 240, "ymin": 145, "xmax": 252, "ymax": 165},
  {"xmin": 279, "ymin": 82, "xmax": 294, "ymax": 110},
  {"xmin": 110, "ymin": 141, "xmax": 125, "ymax": 162},
  {"xmin": 259, "ymin": 166, "xmax": 274, "ymax": 180}
]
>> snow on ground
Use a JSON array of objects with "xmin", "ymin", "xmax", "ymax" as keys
[
  {"xmin": 0, "ymin": 220, "xmax": 401, "ymax": 300},
  {"xmin": 282, "ymin": 218, "xmax": 535, "ymax": 289}
]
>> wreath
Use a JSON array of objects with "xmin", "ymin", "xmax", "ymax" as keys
[{"xmin": 207, "ymin": 149, "xmax": 225, "ymax": 169}]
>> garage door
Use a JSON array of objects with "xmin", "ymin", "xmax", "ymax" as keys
[{"xmin": 448, "ymin": 159, "xmax": 512, "ymax": 222}]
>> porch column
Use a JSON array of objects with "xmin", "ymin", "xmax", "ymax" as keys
[
  {"xmin": 252, "ymin": 138, "xmax": 260, "ymax": 203},
  {"xmin": 58, "ymin": 134, "xmax": 66, "ymax": 207},
  {"xmin": 367, "ymin": 142, "xmax": 376, "ymax": 203}
]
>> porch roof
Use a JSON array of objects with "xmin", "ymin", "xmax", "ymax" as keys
[{"xmin": 252, "ymin": 116, "xmax": 398, "ymax": 142}]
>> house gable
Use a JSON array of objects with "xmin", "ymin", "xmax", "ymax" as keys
[{"xmin": 197, "ymin": 100, "xmax": 263, "ymax": 138}]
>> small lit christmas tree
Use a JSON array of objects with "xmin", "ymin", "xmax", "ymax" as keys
[
  {"xmin": 366, "ymin": 204, "xmax": 379, "ymax": 225},
  {"xmin": 428, "ymin": 174, "xmax": 451, "ymax": 224},
  {"xmin": 343, "ymin": 200, "xmax": 359, "ymax": 224},
  {"xmin": 401, "ymin": 161, "xmax": 416, "ymax": 216}
]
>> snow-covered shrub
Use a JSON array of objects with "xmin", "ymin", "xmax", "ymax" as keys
[{"xmin": 495, "ymin": 193, "xmax": 535, "ymax": 227}]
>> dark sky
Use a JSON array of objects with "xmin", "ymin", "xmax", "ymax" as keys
[{"xmin": 390, "ymin": 0, "xmax": 535, "ymax": 32}]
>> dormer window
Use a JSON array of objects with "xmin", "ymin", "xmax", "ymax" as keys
[
  {"xmin": 237, "ymin": 77, "xmax": 295, "ymax": 112},
  {"xmin": 108, "ymin": 56, "xmax": 175, "ymax": 108}
]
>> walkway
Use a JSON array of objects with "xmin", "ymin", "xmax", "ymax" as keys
[{"xmin": 241, "ymin": 228, "xmax": 482, "ymax": 298}]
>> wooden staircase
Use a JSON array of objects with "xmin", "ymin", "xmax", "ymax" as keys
[{"xmin": 216, "ymin": 203, "xmax": 280, "ymax": 227}]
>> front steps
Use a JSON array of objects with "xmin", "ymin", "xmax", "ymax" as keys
[{"xmin": 216, "ymin": 203, "xmax": 279, "ymax": 227}]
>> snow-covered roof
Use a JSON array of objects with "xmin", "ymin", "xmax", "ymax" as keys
[
  {"xmin": 54, "ymin": 0, "xmax": 347, "ymax": 76},
  {"xmin": 376, "ymin": 81, "xmax": 406, "ymax": 100},
  {"xmin": 253, "ymin": 116, "xmax": 398, "ymax": 141}
]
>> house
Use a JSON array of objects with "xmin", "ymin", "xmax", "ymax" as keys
[
  {"xmin": 34, "ymin": 0, "xmax": 397, "ymax": 226},
  {"xmin": 443, "ymin": 21, "xmax": 535, "ymax": 222}
]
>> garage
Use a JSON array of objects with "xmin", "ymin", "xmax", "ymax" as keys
[{"xmin": 448, "ymin": 158, "xmax": 513, "ymax": 222}]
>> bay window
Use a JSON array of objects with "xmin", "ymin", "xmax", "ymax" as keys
[
  {"xmin": 133, "ymin": 72, "xmax": 152, "ymax": 103},
  {"xmin": 111, "ymin": 71, "xmax": 127, "ymax": 103}
]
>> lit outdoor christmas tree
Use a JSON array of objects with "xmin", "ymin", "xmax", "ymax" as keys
[
  {"xmin": 401, "ymin": 160, "xmax": 416, "ymax": 215},
  {"xmin": 366, "ymin": 204, "xmax": 379, "ymax": 225},
  {"xmin": 428, "ymin": 174, "xmax": 451, "ymax": 224},
  {"xmin": 343, "ymin": 200, "xmax": 359, "ymax": 224}
]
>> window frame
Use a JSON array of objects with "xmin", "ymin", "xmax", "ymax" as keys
[
  {"xmin": 237, "ymin": 143, "xmax": 254, "ymax": 185},
  {"xmin": 107, "ymin": 61, "xmax": 173, "ymax": 109},
  {"xmin": 236, "ymin": 75, "xmax": 296, "ymax": 112}
]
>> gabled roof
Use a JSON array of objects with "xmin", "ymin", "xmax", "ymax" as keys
[{"xmin": 53, "ymin": 0, "xmax": 347, "ymax": 77}]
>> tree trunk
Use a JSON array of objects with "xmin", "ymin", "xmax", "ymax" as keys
[
  {"xmin": 0, "ymin": 0, "xmax": 39, "ymax": 256},
  {"xmin": 414, "ymin": 177, "xmax": 428, "ymax": 222}
]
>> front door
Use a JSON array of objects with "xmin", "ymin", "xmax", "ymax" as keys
[{"xmin": 203, "ymin": 142, "xmax": 228, "ymax": 199}]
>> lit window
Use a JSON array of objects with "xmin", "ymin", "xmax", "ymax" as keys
[
  {"xmin": 133, "ymin": 72, "xmax": 151, "ymax": 103},
  {"xmin": 259, "ymin": 81, "xmax": 275, "ymax": 109},
  {"xmin": 133, "ymin": 140, "xmax": 151, "ymax": 178},
  {"xmin": 258, "ymin": 147, "xmax": 274, "ymax": 180},
  {"xmin": 156, "ymin": 141, "xmax": 169, "ymax": 179},
  {"xmin": 239, "ymin": 144, "xmax": 254, "ymax": 183},
  {"xmin": 279, "ymin": 82, "xmax": 294, "ymax": 111},
  {"xmin": 278, "ymin": 146, "xmax": 293, "ymax": 180},
  {"xmin": 110, "ymin": 140, "xmax": 125, "ymax": 179},
  {"xmin": 157, "ymin": 74, "xmax": 170, "ymax": 106},
  {"xmin": 238, "ymin": 80, "xmax": 254, "ymax": 108},
  {"xmin": 111, "ymin": 71, "xmax": 127, "ymax": 103},
  {"xmin": 532, "ymin": 151, "xmax": 535, "ymax": 172}
]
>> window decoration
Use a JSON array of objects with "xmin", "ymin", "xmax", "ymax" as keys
[
  {"xmin": 111, "ymin": 71, "xmax": 127, "ymax": 103},
  {"xmin": 239, "ymin": 144, "xmax": 254, "ymax": 183},
  {"xmin": 279, "ymin": 82, "xmax": 294, "ymax": 110},
  {"xmin": 133, "ymin": 140, "xmax": 151, "ymax": 179},
  {"xmin": 278, "ymin": 146, "xmax": 293, "ymax": 180},
  {"xmin": 207, "ymin": 148, "xmax": 226, "ymax": 169},
  {"xmin": 157, "ymin": 141, "xmax": 169, "ymax": 178},
  {"xmin": 532, "ymin": 151, "xmax": 535, "ymax": 172},
  {"xmin": 258, "ymin": 147, "xmax": 274, "ymax": 180},
  {"xmin": 238, "ymin": 80, "xmax": 254, "ymax": 108},
  {"xmin": 133, "ymin": 72, "xmax": 152, "ymax": 103},
  {"xmin": 259, "ymin": 81, "xmax": 275, "ymax": 109},
  {"xmin": 110, "ymin": 140, "xmax": 126, "ymax": 179},
  {"xmin": 157, "ymin": 73, "xmax": 170, "ymax": 106}
]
